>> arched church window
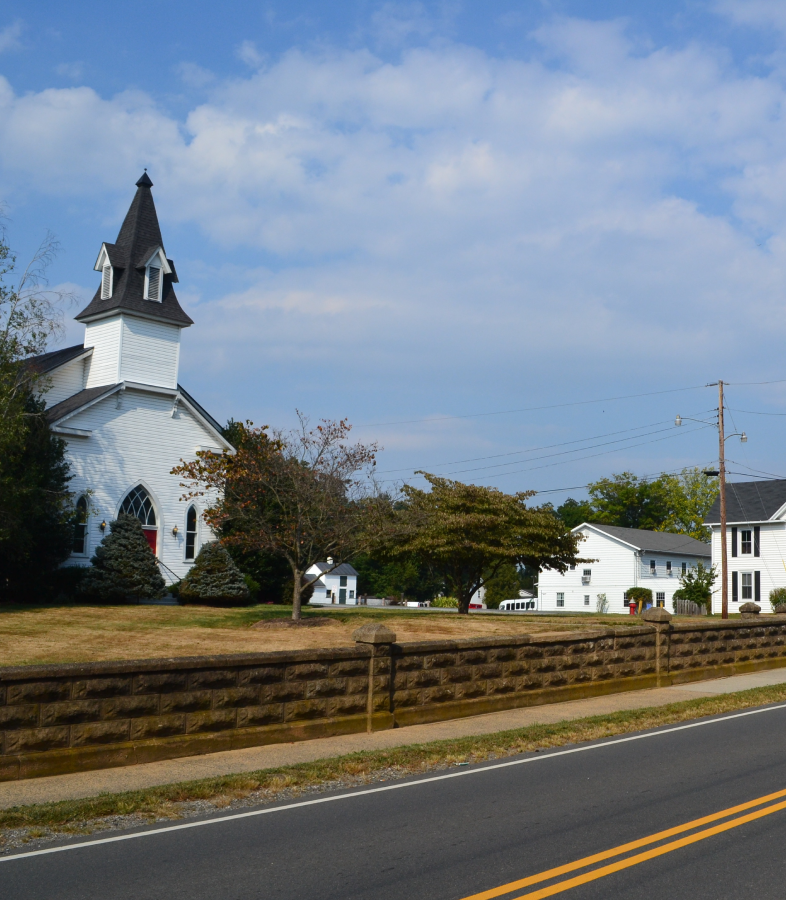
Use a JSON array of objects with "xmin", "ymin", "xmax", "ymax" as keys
[
  {"xmin": 73, "ymin": 496, "xmax": 88, "ymax": 555},
  {"xmin": 185, "ymin": 505, "xmax": 197, "ymax": 560},
  {"xmin": 120, "ymin": 485, "xmax": 158, "ymax": 554},
  {"xmin": 101, "ymin": 264, "xmax": 113, "ymax": 299}
]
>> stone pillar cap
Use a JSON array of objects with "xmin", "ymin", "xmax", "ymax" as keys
[
  {"xmin": 642, "ymin": 607, "xmax": 672, "ymax": 623},
  {"xmin": 353, "ymin": 623, "xmax": 397, "ymax": 644},
  {"xmin": 739, "ymin": 602, "xmax": 761, "ymax": 615}
]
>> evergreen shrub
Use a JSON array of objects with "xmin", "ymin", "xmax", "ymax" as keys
[
  {"xmin": 179, "ymin": 541, "xmax": 251, "ymax": 606},
  {"xmin": 80, "ymin": 514, "xmax": 165, "ymax": 603},
  {"xmin": 770, "ymin": 587, "xmax": 786, "ymax": 613}
]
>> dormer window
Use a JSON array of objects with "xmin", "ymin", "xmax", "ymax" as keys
[
  {"xmin": 142, "ymin": 247, "xmax": 171, "ymax": 302},
  {"xmin": 101, "ymin": 264, "xmax": 113, "ymax": 299},
  {"xmin": 145, "ymin": 265, "xmax": 161, "ymax": 301}
]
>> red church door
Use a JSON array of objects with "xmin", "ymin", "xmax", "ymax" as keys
[{"xmin": 143, "ymin": 528, "xmax": 158, "ymax": 555}]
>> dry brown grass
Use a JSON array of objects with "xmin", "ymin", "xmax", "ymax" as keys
[{"xmin": 0, "ymin": 604, "xmax": 642, "ymax": 666}]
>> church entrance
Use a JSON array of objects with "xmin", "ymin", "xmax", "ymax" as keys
[{"xmin": 120, "ymin": 485, "xmax": 158, "ymax": 556}]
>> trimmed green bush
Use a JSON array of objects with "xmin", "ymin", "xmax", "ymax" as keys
[
  {"xmin": 80, "ymin": 514, "xmax": 165, "ymax": 603},
  {"xmin": 770, "ymin": 587, "xmax": 786, "ymax": 612},
  {"xmin": 432, "ymin": 596, "xmax": 459, "ymax": 608},
  {"xmin": 179, "ymin": 541, "xmax": 250, "ymax": 606},
  {"xmin": 626, "ymin": 587, "xmax": 653, "ymax": 613}
]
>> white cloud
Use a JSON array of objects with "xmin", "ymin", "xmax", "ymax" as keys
[
  {"xmin": 55, "ymin": 61, "xmax": 84, "ymax": 80},
  {"xmin": 176, "ymin": 62, "xmax": 215, "ymax": 88},
  {"xmin": 715, "ymin": 0, "xmax": 786, "ymax": 31},
  {"xmin": 237, "ymin": 40, "xmax": 264, "ymax": 69},
  {"xmin": 0, "ymin": 21, "xmax": 22, "ymax": 54},
  {"xmin": 6, "ymin": 18, "xmax": 786, "ymax": 467}
]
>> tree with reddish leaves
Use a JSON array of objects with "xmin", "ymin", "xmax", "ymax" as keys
[{"xmin": 173, "ymin": 414, "xmax": 381, "ymax": 621}]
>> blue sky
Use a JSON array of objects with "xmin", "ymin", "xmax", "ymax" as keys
[{"xmin": 3, "ymin": 1, "xmax": 786, "ymax": 501}]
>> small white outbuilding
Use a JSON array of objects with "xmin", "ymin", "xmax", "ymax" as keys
[{"xmin": 305, "ymin": 560, "xmax": 360, "ymax": 605}]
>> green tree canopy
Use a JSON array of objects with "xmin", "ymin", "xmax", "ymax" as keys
[
  {"xmin": 673, "ymin": 562, "xmax": 716, "ymax": 613},
  {"xmin": 556, "ymin": 468, "xmax": 717, "ymax": 541},
  {"xmin": 379, "ymin": 473, "xmax": 584, "ymax": 615}
]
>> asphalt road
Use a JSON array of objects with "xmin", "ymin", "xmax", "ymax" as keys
[{"xmin": 4, "ymin": 703, "xmax": 786, "ymax": 900}]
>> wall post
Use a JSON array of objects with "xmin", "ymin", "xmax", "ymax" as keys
[
  {"xmin": 642, "ymin": 607, "xmax": 672, "ymax": 686},
  {"xmin": 353, "ymin": 623, "xmax": 397, "ymax": 733}
]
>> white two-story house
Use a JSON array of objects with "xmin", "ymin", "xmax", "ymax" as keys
[
  {"xmin": 705, "ymin": 480, "xmax": 786, "ymax": 613},
  {"xmin": 305, "ymin": 560, "xmax": 360, "ymax": 605},
  {"xmin": 538, "ymin": 523, "xmax": 711, "ymax": 613}
]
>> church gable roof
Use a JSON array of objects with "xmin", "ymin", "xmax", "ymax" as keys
[
  {"xmin": 76, "ymin": 173, "xmax": 193, "ymax": 328},
  {"xmin": 25, "ymin": 343, "xmax": 92, "ymax": 375}
]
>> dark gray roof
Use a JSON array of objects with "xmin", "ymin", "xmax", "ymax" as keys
[
  {"xmin": 25, "ymin": 344, "xmax": 91, "ymax": 375},
  {"xmin": 75, "ymin": 173, "xmax": 193, "ymax": 328},
  {"xmin": 704, "ymin": 479, "xmax": 786, "ymax": 524},
  {"xmin": 45, "ymin": 384, "xmax": 120, "ymax": 424},
  {"xmin": 178, "ymin": 384, "xmax": 225, "ymax": 439},
  {"xmin": 584, "ymin": 523, "xmax": 710, "ymax": 556},
  {"xmin": 310, "ymin": 562, "xmax": 359, "ymax": 576}
]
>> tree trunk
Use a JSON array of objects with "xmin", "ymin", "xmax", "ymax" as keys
[
  {"xmin": 458, "ymin": 591, "xmax": 472, "ymax": 615},
  {"xmin": 291, "ymin": 569, "xmax": 304, "ymax": 621}
]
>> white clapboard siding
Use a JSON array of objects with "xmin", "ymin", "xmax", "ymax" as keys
[
  {"xmin": 62, "ymin": 388, "xmax": 222, "ymax": 581},
  {"xmin": 710, "ymin": 522, "xmax": 786, "ymax": 613},
  {"xmin": 84, "ymin": 318, "xmax": 122, "ymax": 387},
  {"xmin": 43, "ymin": 358, "xmax": 86, "ymax": 407},
  {"xmin": 539, "ymin": 527, "xmax": 711, "ymax": 614},
  {"xmin": 120, "ymin": 317, "xmax": 180, "ymax": 388},
  {"xmin": 539, "ymin": 529, "xmax": 637, "ymax": 613}
]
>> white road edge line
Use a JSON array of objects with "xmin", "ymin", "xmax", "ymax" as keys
[{"xmin": 3, "ymin": 701, "xmax": 786, "ymax": 864}]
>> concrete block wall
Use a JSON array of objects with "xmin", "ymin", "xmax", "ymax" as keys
[{"xmin": 1, "ymin": 616, "xmax": 785, "ymax": 781}]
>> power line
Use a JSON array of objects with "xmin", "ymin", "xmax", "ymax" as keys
[
  {"xmin": 357, "ymin": 383, "xmax": 709, "ymax": 428},
  {"xmin": 727, "ymin": 408, "xmax": 786, "ymax": 417},
  {"xmin": 377, "ymin": 408, "xmax": 717, "ymax": 477}
]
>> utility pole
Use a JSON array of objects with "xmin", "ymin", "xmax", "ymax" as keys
[
  {"xmin": 676, "ymin": 381, "xmax": 745, "ymax": 620},
  {"xmin": 718, "ymin": 381, "xmax": 728, "ymax": 620}
]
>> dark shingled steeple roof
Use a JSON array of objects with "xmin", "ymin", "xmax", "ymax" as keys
[{"xmin": 75, "ymin": 173, "xmax": 193, "ymax": 327}]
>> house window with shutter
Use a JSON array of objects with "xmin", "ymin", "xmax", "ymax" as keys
[
  {"xmin": 650, "ymin": 560, "xmax": 656, "ymax": 575},
  {"xmin": 741, "ymin": 530, "xmax": 752, "ymax": 554},
  {"xmin": 101, "ymin": 264, "xmax": 113, "ymax": 299},
  {"xmin": 146, "ymin": 266, "xmax": 161, "ymax": 301},
  {"xmin": 741, "ymin": 572, "xmax": 753, "ymax": 600}
]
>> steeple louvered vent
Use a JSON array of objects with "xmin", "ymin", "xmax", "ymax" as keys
[
  {"xmin": 146, "ymin": 266, "xmax": 161, "ymax": 301},
  {"xmin": 101, "ymin": 264, "xmax": 112, "ymax": 299}
]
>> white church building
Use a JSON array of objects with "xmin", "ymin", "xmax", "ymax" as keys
[{"xmin": 30, "ymin": 173, "xmax": 233, "ymax": 582}]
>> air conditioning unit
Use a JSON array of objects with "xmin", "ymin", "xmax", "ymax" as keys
[{"xmin": 581, "ymin": 576, "xmax": 591, "ymax": 585}]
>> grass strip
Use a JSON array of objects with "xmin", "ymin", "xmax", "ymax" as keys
[{"xmin": 3, "ymin": 682, "xmax": 786, "ymax": 834}]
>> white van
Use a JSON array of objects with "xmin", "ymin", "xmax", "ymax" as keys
[{"xmin": 499, "ymin": 599, "xmax": 537, "ymax": 612}]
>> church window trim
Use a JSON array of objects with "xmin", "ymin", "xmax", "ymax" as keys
[
  {"xmin": 72, "ymin": 495, "xmax": 89, "ymax": 556},
  {"xmin": 101, "ymin": 264, "xmax": 113, "ymax": 300},
  {"xmin": 143, "ymin": 248, "xmax": 171, "ymax": 303},
  {"xmin": 185, "ymin": 505, "xmax": 198, "ymax": 561}
]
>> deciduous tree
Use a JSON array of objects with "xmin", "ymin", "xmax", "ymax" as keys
[
  {"xmin": 379, "ymin": 473, "xmax": 584, "ymax": 615},
  {"xmin": 174, "ymin": 414, "xmax": 380, "ymax": 621}
]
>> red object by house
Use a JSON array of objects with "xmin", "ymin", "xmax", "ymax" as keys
[{"xmin": 143, "ymin": 528, "xmax": 157, "ymax": 555}]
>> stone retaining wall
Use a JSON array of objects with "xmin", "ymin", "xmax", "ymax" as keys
[{"xmin": 2, "ymin": 613, "xmax": 786, "ymax": 781}]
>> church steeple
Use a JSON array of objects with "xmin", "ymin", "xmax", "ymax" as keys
[{"xmin": 76, "ymin": 173, "xmax": 193, "ymax": 328}]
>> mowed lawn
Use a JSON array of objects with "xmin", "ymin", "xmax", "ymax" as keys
[{"xmin": 0, "ymin": 604, "xmax": 644, "ymax": 666}]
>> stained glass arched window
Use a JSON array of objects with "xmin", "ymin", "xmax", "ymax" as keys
[
  {"xmin": 120, "ymin": 486, "xmax": 157, "ymax": 526},
  {"xmin": 73, "ymin": 496, "xmax": 88, "ymax": 554},
  {"xmin": 185, "ymin": 505, "xmax": 197, "ymax": 560}
]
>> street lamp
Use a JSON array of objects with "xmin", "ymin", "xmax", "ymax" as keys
[{"xmin": 676, "ymin": 381, "xmax": 747, "ymax": 619}]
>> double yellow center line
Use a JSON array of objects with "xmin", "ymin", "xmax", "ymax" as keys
[{"xmin": 461, "ymin": 786, "xmax": 786, "ymax": 900}]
